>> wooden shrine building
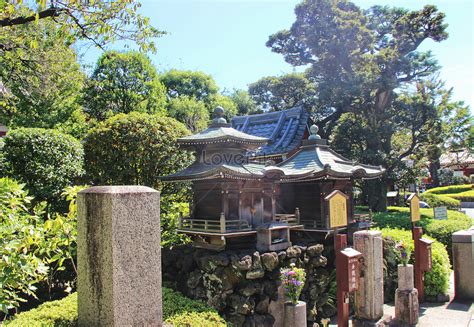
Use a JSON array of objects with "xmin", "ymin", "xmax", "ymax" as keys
[{"xmin": 160, "ymin": 107, "xmax": 384, "ymax": 250}]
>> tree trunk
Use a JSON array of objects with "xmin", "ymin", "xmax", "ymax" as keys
[
  {"xmin": 428, "ymin": 160, "xmax": 440, "ymax": 187},
  {"xmin": 364, "ymin": 179, "xmax": 387, "ymax": 212}
]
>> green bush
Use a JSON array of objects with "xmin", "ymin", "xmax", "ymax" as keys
[
  {"xmin": 425, "ymin": 184, "xmax": 473, "ymax": 195},
  {"xmin": 379, "ymin": 228, "xmax": 450, "ymax": 300},
  {"xmin": 4, "ymin": 288, "xmax": 225, "ymax": 327},
  {"xmin": 2, "ymin": 128, "xmax": 84, "ymax": 208},
  {"xmin": 420, "ymin": 192, "xmax": 460, "ymax": 210},
  {"xmin": 373, "ymin": 206, "xmax": 472, "ymax": 259},
  {"xmin": 0, "ymin": 178, "xmax": 84, "ymax": 313},
  {"xmin": 83, "ymin": 112, "xmax": 192, "ymax": 194},
  {"xmin": 444, "ymin": 190, "xmax": 474, "ymax": 202},
  {"xmin": 162, "ymin": 288, "xmax": 225, "ymax": 326},
  {"xmin": 3, "ymin": 293, "xmax": 77, "ymax": 327}
]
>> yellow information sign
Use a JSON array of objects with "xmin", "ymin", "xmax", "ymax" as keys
[
  {"xmin": 325, "ymin": 190, "xmax": 349, "ymax": 228},
  {"xmin": 408, "ymin": 193, "xmax": 420, "ymax": 222}
]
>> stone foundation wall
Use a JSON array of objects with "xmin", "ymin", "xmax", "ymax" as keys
[{"xmin": 162, "ymin": 244, "xmax": 335, "ymax": 326}]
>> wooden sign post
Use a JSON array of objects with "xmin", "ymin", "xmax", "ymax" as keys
[
  {"xmin": 326, "ymin": 190, "xmax": 355, "ymax": 327},
  {"xmin": 408, "ymin": 193, "xmax": 432, "ymax": 301}
]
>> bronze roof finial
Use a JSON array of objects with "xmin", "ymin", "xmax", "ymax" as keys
[
  {"xmin": 212, "ymin": 106, "xmax": 227, "ymax": 125},
  {"xmin": 308, "ymin": 124, "xmax": 321, "ymax": 140}
]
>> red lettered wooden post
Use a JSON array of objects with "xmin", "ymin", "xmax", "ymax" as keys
[
  {"xmin": 336, "ymin": 234, "xmax": 349, "ymax": 327},
  {"xmin": 413, "ymin": 227, "xmax": 424, "ymax": 301},
  {"xmin": 336, "ymin": 235, "xmax": 363, "ymax": 327}
]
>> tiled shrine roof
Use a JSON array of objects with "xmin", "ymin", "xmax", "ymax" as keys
[{"xmin": 232, "ymin": 106, "xmax": 309, "ymax": 157}]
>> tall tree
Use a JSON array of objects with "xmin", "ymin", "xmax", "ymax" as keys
[
  {"xmin": 0, "ymin": 20, "xmax": 84, "ymax": 128},
  {"xmin": 229, "ymin": 89, "xmax": 257, "ymax": 115},
  {"xmin": 83, "ymin": 51, "xmax": 167, "ymax": 121},
  {"xmin": 160, "ymin": 70, "xmax": 238, "ymax": 118},
  {"xmin": 248, "ymin": 72, "xmax": 317, "ymax": 112},
  {"xmin": 167, "ymin": 96, "xmax": 209, "ymax": 132},
  {"xmin": 160, "ymin": 70, "xmax": 219, "ymax": 103},
  {"xmin": 267, "ymin": 0, "xmax": 448, "ymax": 210}
]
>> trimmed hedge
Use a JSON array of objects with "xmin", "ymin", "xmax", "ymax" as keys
[
  {"xmin": 373, "ymin": 207, "xmax": 472, "ymax": 258},
  {"xmin": 420, "ymin": 192, "xmax": 460, "ymax": 210},
  {"xmin": 4, "ymin": 288, "xmax": 225, "ymax": 327},
  {"xmin": 379, "ymin": 228, "xmax": 450, "ymax": 300},
  {"xmin": 444, "ymin": 190, "xmax": 474, "ymax": 202},
  {"xmin": 3, "ymin": 292, "xmax": 77, "ymax": 327},
  {"xmin": 2, "ymin": 128, "xmax": 84, "ymax": 207},
  {"xmin": 425, "ymin": 184, "xmax": 473, "ymax": 195}
]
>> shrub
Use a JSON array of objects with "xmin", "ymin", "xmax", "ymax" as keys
[
  {"xmin": 373, "ymin": 206, "xmax": 472, "ymax": 259},
  {"xmin": 4, "ymin": 288, "xmax": 225, "ymax": 327},
  {"xmin": 83, "ymin": 112, "xmax": 192, "ymax": 194},
  {"xmin": 420, "ymin": 192, "xmax": 460, "ymax": 210},
  {"xmin": 444, "ymin": 190, "xmax": 474, "ymax": 202},
  {"xmin": 0, "ymin": 178, "xmax": 84, "ymax": 314},
  {"xmin": 160, "ymin": 198, "xmax": 191, "ymax": 248},
  {"xmin": 2, "ymin": 128, "xmax": 84, "ymax": 208},
  {"xmin": 379, "ymin": 228, "xmax": 450, "ymax": 301},
  {"xmin": 425, "ymin": 184, "xmax": 473, "ymax": 195},
  {"xmin": 3, "ymin": 293, "xmax": 77, "ymax": 327},
  {"xmin": 162, "ymin": 287, "xmax": 225, "ymax": 325}
]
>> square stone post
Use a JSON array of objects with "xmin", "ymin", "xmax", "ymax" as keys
[
  {"xmin": 353, "ymin": 230, "xmax": 384, "ymax": 326},
  {"xmin": 452, "ymin": 229, "xmax": 474, "ymax": 301},
  {"xmin": 77, "ymin": 186, "xmax": 162, "ymax": 327}
]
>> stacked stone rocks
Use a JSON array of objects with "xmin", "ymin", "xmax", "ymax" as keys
[{"xmin": 162, "ymin": 244, "xmax": 334, "ymax": 327}]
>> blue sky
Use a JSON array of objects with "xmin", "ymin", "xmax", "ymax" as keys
[{"xmin": 82, "ymin": 0, "xmax": 473, "ymax": 109}]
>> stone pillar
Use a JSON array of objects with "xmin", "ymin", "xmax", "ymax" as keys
[
  {"xmin": 452, "ymin": 229, "xmax": 474, "ymax": 301},
  {"xmin": 77, "ymin": 186, "xmax": 162, "ymax": 327},
  {"xmin": 283, "ymin": 301, "xmax": 306, "ymax": 327},
  {"xmin": 353, "ymin": 230, "xmax": 384, "ymax": 325},
  {"xmin": 395, "ymin": 264, "xmax": 419, "ymax": 326}
]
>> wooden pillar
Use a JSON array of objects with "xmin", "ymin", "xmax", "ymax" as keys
[{"xmin": 336, "ymin": 234, "xmax": 349, "ymax": 327}]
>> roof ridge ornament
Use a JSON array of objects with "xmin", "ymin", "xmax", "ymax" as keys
[
  {"xmin": 212, "ymin": 106, "xmax": 228, "ymax": 125},
  {"xmin": 308, "ymin": 124, "xmax": 321, "ymax": 140}
]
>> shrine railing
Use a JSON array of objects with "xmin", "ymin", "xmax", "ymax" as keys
[
  {"xmin": 273, "ymin": 208, "xmax": 300, "ymax": 225},
  {"xmin": 178, "ymin": 213, "xmax": 251, "ymax": 233}
]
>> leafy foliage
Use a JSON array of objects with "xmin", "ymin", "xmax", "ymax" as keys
[
  {"xmin": 160, "ymin": 198, "xmax": 191, "ymax": 249},
  {"xmin": 425, "ymin": 184, "xmax": 473, "ymax": 195},
  {"xmin": 4, "ymin": 288, "xmax": 225, "ymax": 327},
  {"xmin": 229, "ymin": 89, "xmax": 258, "ymax": 115},
  {"xmin": 379, "ymin": 228, "xmax": 450, "ymax": 300},
  {"xmin": 1, "ymin": 0, "xmax": 163, "ymax": 52},
  {"xmin": 167, "ymin": 96, "xmax": 209, "ymax": 132},
  {"xmin": 160, "ymin": 70, "xmax": 219, "ymax": 103},
  {"xmin": 2, "ymin": 128, "xmax": 84, "ymax": 208},
  {"xmin": 83, "ymin": 113, "xmax": 193, "ymax": 193},
  {"xmin": 373, "ymin": 206, "xmax": 472, "ymax": 258},
  {"xmin": 444, "ymin": 190, "xmax": 474, "ymax": 202},
  {"xmin": 3, "ymin": 292, "xmax": 77, "ymax": 327},
  {"xmin": 420, "ymin": 193, "xmax": 460, "ymax": 210},
  {"xmin": 0, "ymin": 20, "xmax": 84, "ymax": 129},
  {"xmin": 248, "ymin": 72, "xmax": 316, "ymax": 112},
  {"xmin": 54, "ymin": 109, "xmax": 96, "ymax": 141},
  {"xmin": 0, "ymin": 179, "xmax": 84, "ymax": 314},
  {"xmin": 83, "ymin": 51, "xmax": 167, "ymax": 121}
]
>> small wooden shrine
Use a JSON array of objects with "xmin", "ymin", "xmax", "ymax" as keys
[{"xmin": 160, "ymin": 107, "xmax": 384, "ymax": 250}]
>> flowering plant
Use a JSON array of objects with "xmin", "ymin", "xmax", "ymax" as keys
[
  {"xmin": 281, "ymin": 263, "xmax": 306, "ymax": 305},
  {"xmin": 395, "ymin": 239, "xmax": 411, "ymax": 266}
]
